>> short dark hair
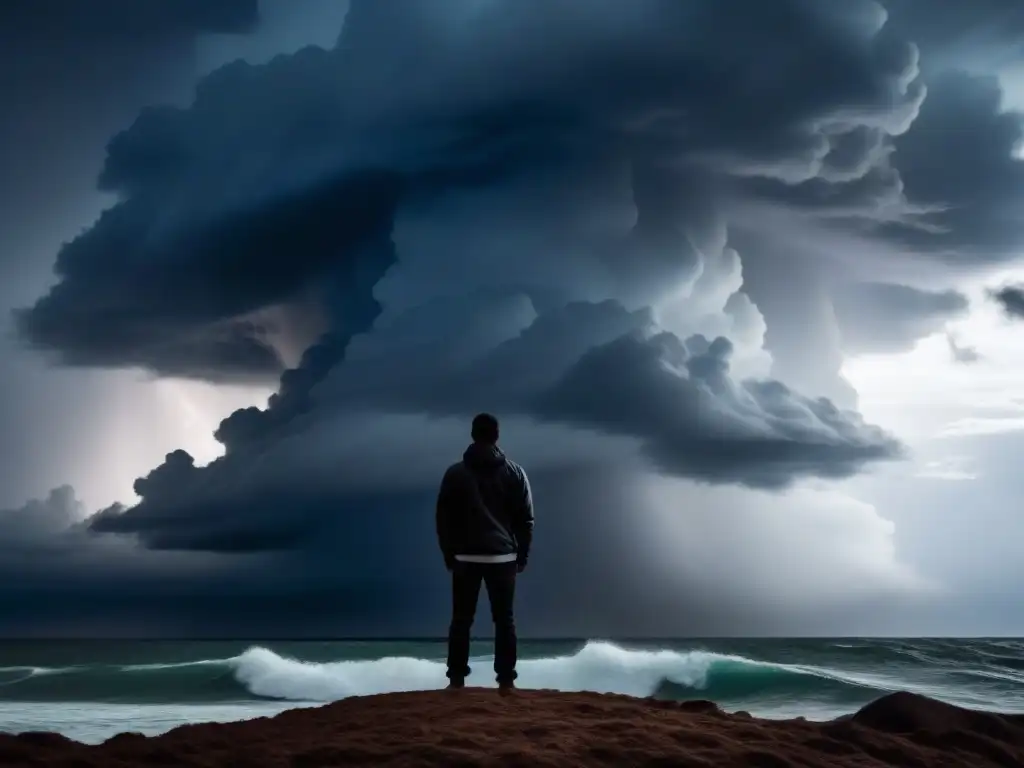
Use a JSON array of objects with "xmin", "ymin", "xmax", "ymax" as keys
[{"xmin": 471, "ymin": 413, "xmax": 499, "ymax": 443}]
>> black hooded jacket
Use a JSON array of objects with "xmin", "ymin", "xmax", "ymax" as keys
[{"xmin": 436, "ymin": 443, "xmax": 534, "ymax": 564}]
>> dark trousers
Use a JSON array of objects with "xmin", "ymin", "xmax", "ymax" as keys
[{"xmin": 446, "ymin": 560, "xmax": 518, "ymax": 685}]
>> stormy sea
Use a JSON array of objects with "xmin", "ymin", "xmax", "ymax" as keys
[{"xmin": 0, "ymin": 638, "xmax": 1020, "ymax": 744}]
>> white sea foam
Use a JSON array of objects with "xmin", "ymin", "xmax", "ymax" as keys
[{"xmin": 230, "ymin": 641, "xmax": 759, "ymax": 701}]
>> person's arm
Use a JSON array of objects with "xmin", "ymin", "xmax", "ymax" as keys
[
  {"xmin": 436, "ymin": 468, "xmax": 458, "ymax": 571},
  {"xmin": 513, "ymin": 466, "xmax": 535, "ymax": 569}
]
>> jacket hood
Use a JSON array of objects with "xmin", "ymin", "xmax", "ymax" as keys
[{"xmin": 463, "ymin": 442, "xmax": 506, "ymax": 472}]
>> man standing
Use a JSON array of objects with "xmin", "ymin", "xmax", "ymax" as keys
[{"xmin": 436, "ymin": 413, "xmax": 535, "ymax": 695}]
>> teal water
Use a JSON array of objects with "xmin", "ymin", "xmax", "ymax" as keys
[{"xmin": 0, "ymin": 638, "xmax": 1021, "ymax": 744}]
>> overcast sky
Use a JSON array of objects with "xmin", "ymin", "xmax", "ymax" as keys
[{"xmin": 2, "ymin": 0, "xmax": 1024, "ymax": 637}]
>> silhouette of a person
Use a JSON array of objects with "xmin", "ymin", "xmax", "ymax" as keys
[{"xmin": 436, "ymin": 413, "xmax": 535, "ymax": 694}]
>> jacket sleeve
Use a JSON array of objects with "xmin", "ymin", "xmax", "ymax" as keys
[
  {"xmin": 513, "ymin": 466, "xmax": 535, "ymax": 563},
  {"xmin": 436, "ymin": 468, "xmax": 457, "ymax": 563}
]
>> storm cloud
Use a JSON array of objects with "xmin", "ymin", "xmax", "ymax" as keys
[
  {"xmin": 833, "ymin": 282, "xmax": 969, "ymax": 354},
  {"xmin": 0, "ymin": 1, "xmax": 258, "ymax": 38},
  {"xmin": 990, "ymin": 284, "xmax": 1024, "ymax": 319},
  {"xmin": 883, "ymin": 0, "xmax": 1024, "ymax": 60},
  {"xmin": 7, "ymin": 0, "xmax": 1024, "ymax": 635},
  {"xmin": 16, "ymin": 165, "xmax": 400, "ymax": 381},
  {"xmin": 18, "ymin": 0, "xmax": 928, "ymax": 376}
]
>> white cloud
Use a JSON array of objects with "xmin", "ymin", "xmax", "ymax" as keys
[
  {"xmin": 634, "ymin": 476, "xmax": 932, "ymax": 613},
  {"xmin": 914, "ymin": 457, "xmax": 978, "ymax": 481},
  {"xmin": 938, "ymin": 416, "xmax": 1024, "ymax": 438},
  {"xmin": 843, "ymin": 265, "xmax": 1024, "ymax": 446}
]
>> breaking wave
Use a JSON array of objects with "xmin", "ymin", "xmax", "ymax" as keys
[{"xmin": 0, "ymin": 642, "xmax": 896, "ymax": 705}]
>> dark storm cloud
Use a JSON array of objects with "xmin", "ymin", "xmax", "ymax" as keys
[
  {"xmin": 880, "ymin": 70, "xmax": 1024, "ymax": 261},
  {"xmin": 10, "ymin": 468, "xmax": 861, "ymax": 637},
  {"xmin": 16, "ymin": 0, "xmax": 926, "ymax": 379},
  {"xmin": 10, "ymin": 0, "xmax": 987, "ymax": 635},
  {"xmin": 80, "ymin": 425, "xmax": 913, "ymax": 637},
  {"xmin": 0, "ymin": 1, "xmax": 258, "ymax": 38},
  {"xmin": 0, "ymin": 485, "xmax": 407, "ymax": 637},
  {"xmin": 744, "ymin": 68, "xmax": 1024, "ymax": 261},
  {"xmin": 0, "ymin": 0, "xmax": 275, "ymax": 505},
  {"xmin": 328, "ymin": 299, "xmax": 899, "ymax": 489},
  {"xmin": 536, "ymin": 331, "xmax": 899, "ymax": 488},
  {"xmin": 734, "ymin": 43, "xmax": 1024, "ymax": 268},
  {"xmin": 883, "ymin": 0, "xmax": 1024, "ymax": 53},
  {"xmin": 731, "ymin": 49, "xmax": 1024, "ymax": 406},
  {"xmin": 0, "ymin": 486, "xmax": 82, "ymax": 543},
  {"xmin": 82, "ymin": 441, "xmax": 664, "ymax": 631},
  {"xmin": 989, "ymin": 285, "xmax": 1024, "ymax": 319},
  {"xmin": 832, "ymin": 282, "xmax": 969, "ymax": 354},
  {"xmin": 37, "ymin": 0, "xmax": 913, "ymax": 539},
  {"xmin": 87, "ymin": 299, "xmax": 899, "ymax": 566},
  {"xmin": 21, "ymin": 316, "xmax": 284, "ymax": 384},
  {"xmin": 11, "ymin": 0, "xmax": 911, "ymax": 472},
  {"xmin": 17, "ymin": 160, "xmax": 400, "ymax": 381},
  {"xmin": 330, "ymin": 300, "xmax": 653, "ymax": 413}
]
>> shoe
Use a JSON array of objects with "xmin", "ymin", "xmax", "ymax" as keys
[{"xmin": 498, "ymin": 682, "xmax": 517, "ymax": 697}]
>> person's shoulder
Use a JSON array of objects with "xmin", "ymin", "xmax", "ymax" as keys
[
  {"xmin": 442, "ymin": 461, "xmax": 467, "ymax": 480},
  {"xmin": 503, "ymin": 457, "xmax": 529, "ymax": 481}
]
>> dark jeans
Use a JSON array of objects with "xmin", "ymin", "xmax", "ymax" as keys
[{"xmin": 446, "ymin": 560, "xmax": 518, "ymax": 685}]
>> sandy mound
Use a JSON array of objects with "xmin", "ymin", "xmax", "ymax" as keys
[{"xmin": 1, "ymin": 688, "xmax": 1022, "ymax": 767}]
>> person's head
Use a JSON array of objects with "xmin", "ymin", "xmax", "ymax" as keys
[{"xmin": 470, "ymin": 413, "xmax": 499, "ymax": 445}]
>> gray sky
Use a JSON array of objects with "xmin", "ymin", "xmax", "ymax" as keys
[{"xmin": 2, "ymin": 0, "xmax": 1024, "ymax": 637}]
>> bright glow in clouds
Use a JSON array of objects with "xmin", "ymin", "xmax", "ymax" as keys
[
  {"xmin": 635, "ymin": 475, "xmax": 932, "ymax": 609},
  {"xmin": 70, "ymin": 375, "xmax": 271, "ymax": 511},
  {"xmin": 844, "ymin": 266, "xmax": 1024, "ymax": 445},
  {"xmin": 997, "ymin": 65, "xmax": 1024, "ymax": 144}
]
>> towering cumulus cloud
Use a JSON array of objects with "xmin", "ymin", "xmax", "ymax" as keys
[{"xmin": 11, "ymin": 0, "xmax": 1024, "ymax": 635}]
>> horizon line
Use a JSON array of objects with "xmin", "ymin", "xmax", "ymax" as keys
[{"xmin": 0, "ymin": 635, "xmax": 1018, "ymax": 642}]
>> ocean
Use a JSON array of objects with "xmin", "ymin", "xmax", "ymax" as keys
[{"xmin": 0, "ymin": 638, "xmax": 1021, "ymax": 744}]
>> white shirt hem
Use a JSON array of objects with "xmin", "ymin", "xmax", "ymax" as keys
[{"xmin": 454, "ymin": 553, "xmax": 518, "ymax": 564}]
